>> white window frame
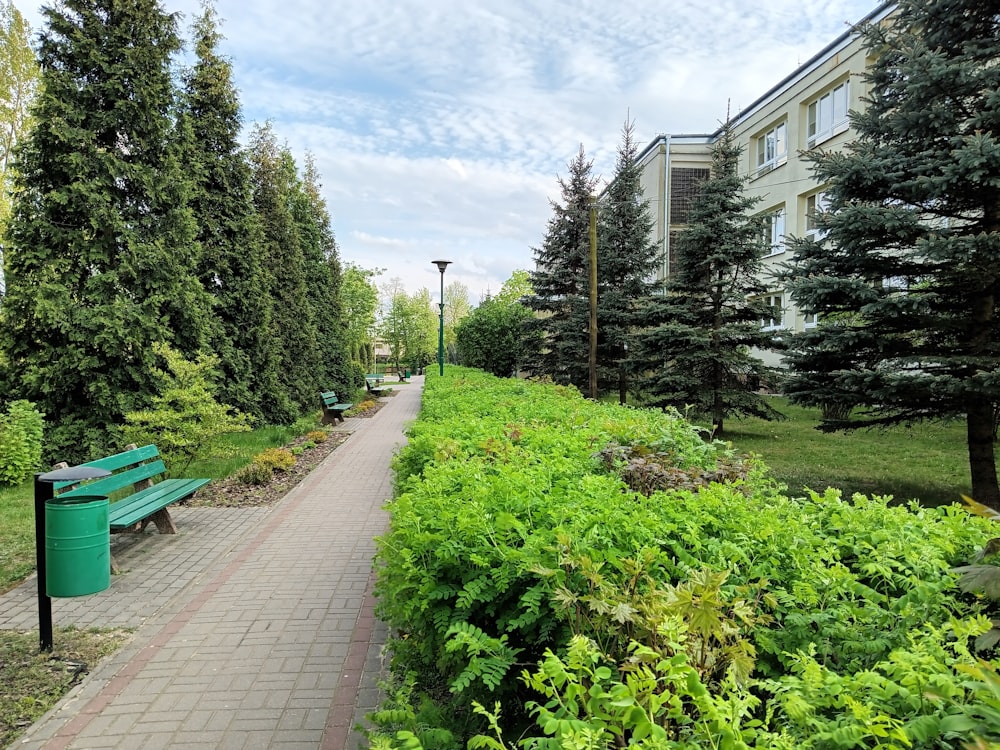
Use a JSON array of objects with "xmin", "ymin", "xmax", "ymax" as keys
[
  {"xmin": 802, "ymin": 311, "xmax": 819, "ymax": 329},
  {"xmin": 760, "ymin": 208, "xmax": 786, "ymax": 256},
  {"xmin": 805, "ymin": 191, "xmax": 830, "ymax": 240},
  {"xmin": 760, "ymin": 293, "xmax": 784, "ymax": 331},
  {"xmin": 882, "ymin": 276, "xmax": 909, "ymax": 293},
  {"xmin": 807, "ymin": 81, "xmax": 850, "ymax": 147},
  {"xmin": 755, "ymin": 122, "xmax": 787, "ymax": 175}
]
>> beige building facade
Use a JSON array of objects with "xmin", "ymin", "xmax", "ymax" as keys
[{"xmin": 637, "ymin": 2, "xmax": 893, "ymax": 366}]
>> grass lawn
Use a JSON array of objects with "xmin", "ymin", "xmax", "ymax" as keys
[{"xmin": 721, "ymin": 397, "xmax": 980, "ymax": 507}]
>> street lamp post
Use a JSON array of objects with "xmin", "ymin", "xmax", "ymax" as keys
[{"xmin": 432, "ymin": 260, "xmax": 451, "ymax": 376}]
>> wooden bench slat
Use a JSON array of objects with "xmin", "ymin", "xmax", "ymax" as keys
[
  {"xmin": 52, "ymin": 444, "xmax": 162, "ymax": 491},
  {"xmin": 53, "ymin": 444, "xmax": 209, "ymax": 543},
  {"xmin": 108, "ymin": 478, "xmax": 211, "ymax": 529},
  {"xmin": 59, "ymin": 460, "xmax": 168, "ymax": 499}
]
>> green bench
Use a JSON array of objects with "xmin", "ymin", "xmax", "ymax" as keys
[
  {"xmin": 320, "ymin": 390, "xmax": 353, "ymax": 424},
  {"xmin": 365, "ymin": 374, "xmax": 387, "ymax": 397},
  {"xmin": 53, "ymin": 444, "xmax": 210, "ymax": 536}
]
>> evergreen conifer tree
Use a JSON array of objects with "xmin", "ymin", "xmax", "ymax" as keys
[
  {"xmin": 0, "ymin": 0, "xmax": 211, "ymax": 460},
  {"xmin": 636, "ymin": 122, "xmax": 783, "ymax": 435},
  {"xmin": 780, "ymin": 1, "xmax": 1000, "ymax": 506},
  {"xmin": 247, "ymin": 123, "xmax": 323, "ymax": 415},
  {"xmin": 294, "ymin": 154, "xmax": 353, "ymax": 393},
  {"xmin": 526, "ymin": 145, "xmax": 598, "ymax": 391},
  {"xmin": 180, "ymin": 5, "xmax": 290, "ymax": 424},
  {"xmin": 597, "ymin": 118, "xmax": 661, "ymax": 403}
]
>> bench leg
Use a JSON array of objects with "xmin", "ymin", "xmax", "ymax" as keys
[{"xmin": 130, "ymin": 508, "xmax": 177, "ymax": 535}]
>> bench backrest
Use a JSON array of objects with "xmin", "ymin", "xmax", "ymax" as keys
[
  {"xmin": 54, "ymin": 444, "xmax": 167, "ymax": 499},
  {"xmin": 320, "ymin": 391, "xmax": 340, "ymax": 407}
]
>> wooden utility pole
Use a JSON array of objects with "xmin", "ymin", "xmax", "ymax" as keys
[{"xmin": 589, "ymin": 196, "xmax": 598, "ymax": 400}]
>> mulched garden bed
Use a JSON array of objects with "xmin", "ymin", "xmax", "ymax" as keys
[{"xmin": 186, "ymin": 396, "xmax": 389, "ymax": 509}]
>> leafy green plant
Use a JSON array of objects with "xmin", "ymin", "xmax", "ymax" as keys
[
  {"xmin": 373, "ymin": 367, "xmax": 996, "ymax": 747},
  {"xmin": 124, "ymin": 343, "xmax": 252, "ymax": 469},
  {"xmin": 953, "ymin": 496, "xmax": 1000, "ymax": 653},
  {"xmin": 235, "ymin": 462, "xmax": 272, "ymax": 486},
  {"xmin": 0, "ymin": 400, "xmax": 44, "ymax": 486}
]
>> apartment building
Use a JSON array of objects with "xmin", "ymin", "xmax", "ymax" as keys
[{"xmin": 637, "ymin": 2, "xmax": 894, "ymax": 367}]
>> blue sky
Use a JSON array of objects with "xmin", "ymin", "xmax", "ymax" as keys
[{"xmin": 15, "ymin": 0, "xmax": 880, "ymax": 303}]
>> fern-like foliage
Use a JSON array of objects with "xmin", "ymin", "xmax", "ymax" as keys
[{"xmin": 444, "ymin": 622, "xmax": 520, "ymax": 694}]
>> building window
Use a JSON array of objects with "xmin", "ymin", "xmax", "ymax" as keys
[
  {"xmin": 805, "ymin": 191, "xmax": 830, "ymax": 239},
  {"xmin": 882, "ymin": 276, "xmax": 909, "ymax": 293},
  {"xmin": 802, "ymin": 311, "xmax": 818, "ymax": 328},
  {"xmin": 669, "ymin": 167, "xmax": 710, "ymax": 225},
  {"xmin": 760, "ymin": 293, "xmax": 783, "ymax": 330},
  {"xmin": 759, "ymin": 208, "xmax": 786, "ymax": 256},
  {"xmin": 755, "ymin": 122, "xmax": 787, "ymax": 175},
  {"xmin": 807, "ymin": 81, "xmax": 850, "ymax": 147}
]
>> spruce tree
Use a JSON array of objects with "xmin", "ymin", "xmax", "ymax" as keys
[
  {"xmin": 780, "ymin": 1, "xmax": 1000, "ymax": 506},
  {"xmin": 526, "ymin": 145, "xmax": 598, "ymax": 391},
  {"xmin": 247, "ymin": 123, "xmax": 322, "ymax": 415},
  {"xmin": 636, "ymin": 122, "xmax": 783, "ymax": 436},
  {"xmin": 597, "ymin": 118, "xmax": 661, "ymax": 403},
  {"xmin": 180, "ymin": 4, "xmax": 290, "ymax": 424},
  {"xmin": 0, "ymin": 0, "xmax": 211, "ymax": 460}
]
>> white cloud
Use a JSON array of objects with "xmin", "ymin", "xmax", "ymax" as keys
[{"xmin": 13, "ymin": 0, "xmax": 881, "ymax": 302}]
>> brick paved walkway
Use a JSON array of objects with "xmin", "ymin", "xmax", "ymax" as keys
[{"xmin": 3, "ymin": 376, "xmax": 422, "ymax": 750}]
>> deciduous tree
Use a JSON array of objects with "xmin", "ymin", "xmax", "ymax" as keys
[
  {"xmin": 0, "ymin": 0, "xmax": 37, "ymax": 252},
  {"xmin": 456, "ymin": 272, "xmax": 536, "ymax": 378}
]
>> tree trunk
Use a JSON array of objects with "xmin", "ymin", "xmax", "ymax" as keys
[
  {"xmin": 968, "ymin": 397, "xmax": 1000, "ymax": 509},
  {"xmin": 619, "ymin": 364, "xmax": 627, "ymax": 405}
]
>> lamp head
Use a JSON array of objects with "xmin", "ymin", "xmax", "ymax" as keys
[{"xmin": 432, "ymin": 260, "xmax": 452, "ymax": 273}]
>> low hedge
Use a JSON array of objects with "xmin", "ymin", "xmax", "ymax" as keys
[{"xmin": 372, "ymin": 369, "xmax": 998, "ymax": 749}]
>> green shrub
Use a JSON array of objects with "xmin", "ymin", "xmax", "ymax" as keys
[
  {"xmin": 235, "ymin": 462, "xmax": 272, "ymax": 486},
  {"xmin": 252, "ymin": 448, "xmax": 295, "ymax": 472},
  {"xmin": 0, "ymin": 400, "xmax": 44, "ymax": 486},
  {"xmin": 124, "ymin": 343, "xmax": 251, "ymax": 469},
  {"xmin": 371, "ymin": 367, "xmax": 996, "ymax": 748}
]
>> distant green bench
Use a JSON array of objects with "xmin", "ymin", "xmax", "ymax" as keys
[
  {"xmin": 320, "ymin": 390, "xmax": 353, "ymax": 424},
  {"xmin": 365, "ymin": 374, "xmax": 387, "ymax": 397},
  {"xmin": 53, "ymin": 444, "xmax": 210, "ymax": 536}
]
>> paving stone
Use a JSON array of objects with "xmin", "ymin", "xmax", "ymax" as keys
[{"xmin": 4, "ymin": 378, "xmax": 422, "ymax": 749}]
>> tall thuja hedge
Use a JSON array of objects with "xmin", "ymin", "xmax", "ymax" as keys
[
  {"xmin": 294, "ymin": 154, "xmax": 353, "ymax": 394},
  {"xmin": 180, "ymin": 6, "xmax": 290, "ymax": 425},
  {"xmin": 247, "ymin": 123, "xmax": 323, "ymax": 415},
  {"xmin": 0, "ymin": 0, "xmax": 211, "ymax": 461},
  {"xmin": 374, "ymin": 368, "xmax": 996, "ymax": 747}
]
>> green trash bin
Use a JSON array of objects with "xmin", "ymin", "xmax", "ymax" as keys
[{"xmin": 45, "ymin": 494, "xmax": 110, "ymax": 597}]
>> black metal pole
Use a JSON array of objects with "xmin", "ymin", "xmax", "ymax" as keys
[{"xmin": 34, "ymin": 473, "xmax": 53, "ymax": 652}]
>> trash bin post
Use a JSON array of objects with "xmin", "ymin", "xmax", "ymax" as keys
[{"xmin": 34, "ymin": 466, "xmax": 110, "ymax": 652}]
